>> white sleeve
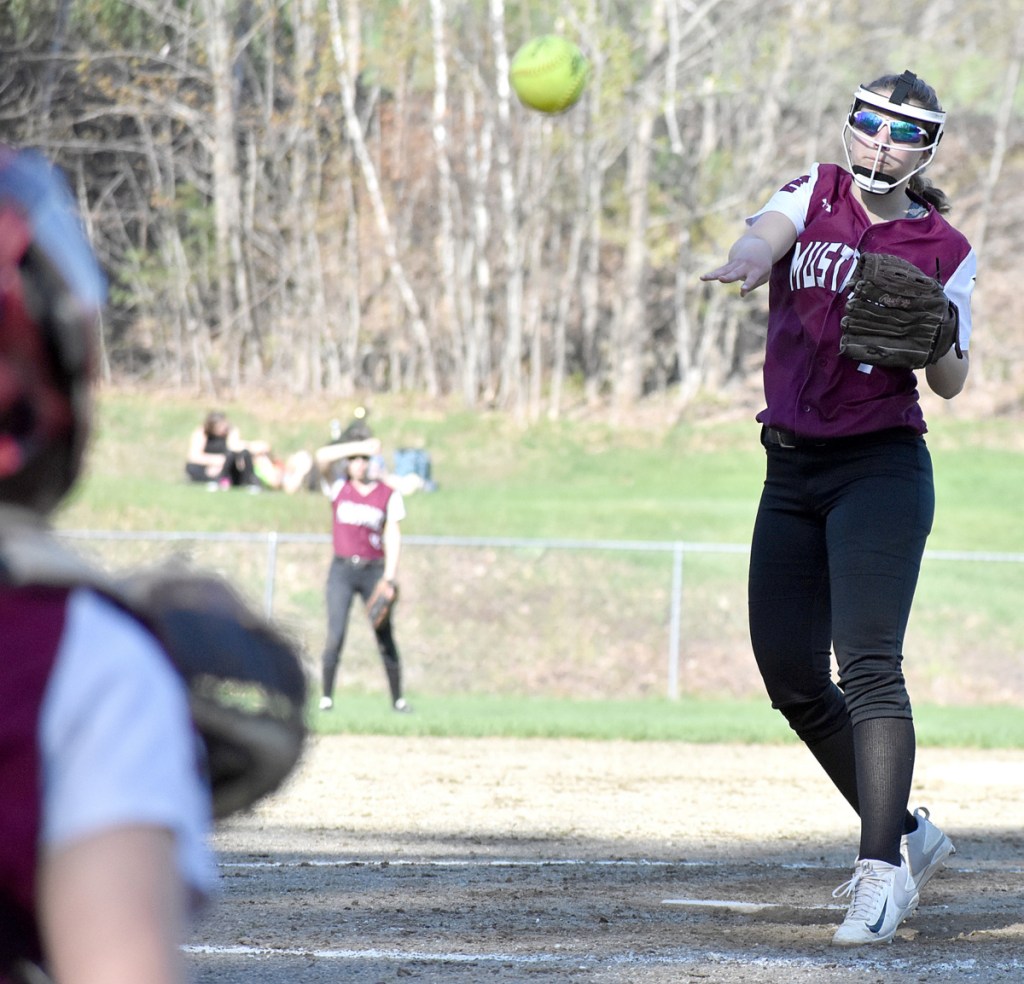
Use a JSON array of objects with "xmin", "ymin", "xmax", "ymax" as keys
[
  {"xmin": 40, "ymin": 589, "xmax": 216, "ymax": 901},
  {"xmin": 747, "ymin": 164, "xmax": 819, "ymax": 236},
  {"xmin": 386, "ymin": 488, "xmax": 406, "ymax": 524},
  {"xmin": 945, "ymin": 248, "xmax": 976, "ymax": 351}
]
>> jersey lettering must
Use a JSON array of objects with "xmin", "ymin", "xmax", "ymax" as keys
[{"xmin": 789, "ymin": 240, "xmax": 857, "ymax": 293}]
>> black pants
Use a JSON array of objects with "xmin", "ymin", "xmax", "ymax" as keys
[
  {"xmin": 748, "ymin": 429, "xmax": 934, "ymax": 739},
  {"xmin": 225, "ymin": 449, "xmax": 256, "ymax": 485},
  {"xmin": 185, "ymin": 449, "xmax": 255, "ymax": 486},
  {"xmin": 321, "ymin": 557, "xmax": 402, "ymax": 702}
]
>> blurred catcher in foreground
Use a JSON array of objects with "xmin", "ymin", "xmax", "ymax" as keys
[{"xmin": 0, "ymin": 146, "xmax": 306, "ymax": 984}]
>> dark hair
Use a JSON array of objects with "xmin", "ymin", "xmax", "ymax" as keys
[
  {"xmin": 339, "ymin": 420, "xmax": 373, "ymax": 442},
  {"xmin": 204, "ymin": 410, "xmax": 228, "ymax": 435},
  {"xmin": 864, "ymin": 72, "xmax": 951, "ymax": 214}
]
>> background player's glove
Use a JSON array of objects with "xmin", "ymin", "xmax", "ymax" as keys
[
  {"xmin": 126, "ymin": 569, "xmax": 307, "ymax": 819},
  {"xmin": 840, "ymin": 252, "xmax": 962, "ymax": 369},
  {"xmin": 366, "ymin": 578, "xmax": 397, "ymax": 630}
]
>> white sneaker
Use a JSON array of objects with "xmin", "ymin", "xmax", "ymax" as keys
[
  {"xmin": 901, "ymin": 806, "xmax": 955, "ymax": 893},
  {"xmin": 832, "ymin": 858, "xmax": 919, "ymax": 946},
  {"xmin": 319, "ymin": 696, "xmax": 333, "ymax": 711}
]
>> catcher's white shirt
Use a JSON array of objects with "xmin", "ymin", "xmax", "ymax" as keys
[{"xmin": 40, "ymin": 588, "xmax": 215, "ymax": 900}]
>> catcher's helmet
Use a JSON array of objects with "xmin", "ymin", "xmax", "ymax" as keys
[{"xmin": 0, "ymin": 146, "xmax": 105, "ymax": 512}]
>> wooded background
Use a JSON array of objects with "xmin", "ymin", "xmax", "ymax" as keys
[{"xmin": 2, "ymin": 0, "xmax": 1022, "ymax": 417}]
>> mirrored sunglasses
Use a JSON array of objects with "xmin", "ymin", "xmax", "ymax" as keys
[{"xmin": 850, "ymin": 109, "xmax": 929, "ymax": 145}]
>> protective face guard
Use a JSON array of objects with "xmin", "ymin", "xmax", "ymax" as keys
[
  {"xmin": 0, "ymin": 147, "xmax": 106, "ymax": 508},
  {"xmin": 842, "ymin": 71, "xmax": 946, "ymax": 195},
  {"xmin": 0, "ymin": 148, "xmax": 106, "ymax": 372}
]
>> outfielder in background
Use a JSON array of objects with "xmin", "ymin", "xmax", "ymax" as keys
[
  {"xmin": 701, "ymin": 70, "xmax": 975, "ymax": 947},
  {"xmin": 315, "ymin": 420, "xmax": 411, "ymax": 714},
  {"xmin": 0, "ymin": 146, "xmax": 305, "ymax": 984}
]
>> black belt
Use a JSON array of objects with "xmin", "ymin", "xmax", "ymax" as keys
[
  {"xmin": 761, "ymin": 426, "xmax": 916, "ymax": 449},
  {"xmin": 335, "ymin": 555, "xmax": 382, "ymax": 566}
]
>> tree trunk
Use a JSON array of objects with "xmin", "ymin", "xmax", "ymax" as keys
[
  {"xmin": 490, "ymin": 0, "xmax": 525, "ymax": 418},
  {"xmin": 430, "ymin": 0, "xmax": 464, "ymax": 387},
  {"xmin": 464, "ymin": 80, "xmax": 494, "ymax": 406},
  {"xmin": 612, "ymin": 0, "xmax": 663, "ymax": 415},
  {"xmin": 326, "ymin": 0, "xmax": 439, "ymax": 397},
  {"xmin": 972, "ymin": 17, "xmax": 1024, "ymax": 262},
  {"xmin": 202, "ymin": 0, "xmax": 252, "ymax": 388},
  {"xmin": 287, "ymin": 0, "xmax": 323, "ymax": 395}
]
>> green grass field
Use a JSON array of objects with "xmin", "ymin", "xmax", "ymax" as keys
[
  {"xmin": 55, "ymin": 388, "xmax": 1024, "ymax": 748},
  {"xmin": 310, "ymin": 692, "xmax": 1024, "ymax": 749},
  {"xmin": 63, "ymin": 388, "xmax": 1024, "ymax": 550}
]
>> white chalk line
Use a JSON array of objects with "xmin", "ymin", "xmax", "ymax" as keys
[
  {"xmin": 662, "ymin": 897, "xmax": 846, "ymax": 912},
  {"xmin": 183, "ymin": 941, "xmax": 1024, "ymax": 975},
  {"xmin": 222, "ymin": 857, "xmax": 682, "ymax": 869},
  {"xmin": 184, "ymin": 944, "xmax": 570, "ymax": 966},
  {"xmin": 218, "ymin": 856, "xmax": 1024, "ymax": 876},
  {"xmin": 194, "ymin": 858, "xmax": 1024, "ymax": 975}
]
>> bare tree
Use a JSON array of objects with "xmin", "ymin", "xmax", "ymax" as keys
[
  {"xmin": 326, "ymin": 0, "xmax": 439, "ymax": 396},
  {"xmin": 972, "ymin": 15, "xmax": 1024, "ymax": 263},
  {"xmin": 490, "ymin": 0, "xmax": 526, "ymax": 417},
  {"xmin": 201, "ymin": 0, "xmax": 255, "ymax": 388},
  {"xmin": 547, "ymin": 102, "xmax": 590, "ymax": 419},
  {"xmin": 462, "ymin": 69, "xmax": 496, "ymax": 404},
  {"xmin": 429, "ymin": 0, "xmax": 464, "ymax": 387},
  {"xmin": 3, "ymin": 0, "xmax": 1021, "ymax": 407},
  {"xmin": 611, "ymin": 0, "xmax": 665, "ymax": 415},
  {"xmin": 284, "ymin": 0, "xmax": 328, "ymax": 395}
]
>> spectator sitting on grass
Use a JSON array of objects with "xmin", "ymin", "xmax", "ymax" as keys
[{"xmin": 185, "ymin": 411, "xmax": 267, "ymax": 490}]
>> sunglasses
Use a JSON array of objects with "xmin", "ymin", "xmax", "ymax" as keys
[
  {"xmin": 348, "ymin": 455, "xmax": 370, "ymax": 462},
  {"xmin": 850, "ymin": 109, "xmax": 929, "ymax": 145}
]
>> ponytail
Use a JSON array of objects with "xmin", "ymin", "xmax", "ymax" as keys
[{"xmin": 910, "ymin": 174, "xmax": 951, "ymax": 214}]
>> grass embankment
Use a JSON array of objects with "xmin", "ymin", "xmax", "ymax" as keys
[{"xmin": 57, "ymin": 388, "xmax": 1024, "ymax": 748}]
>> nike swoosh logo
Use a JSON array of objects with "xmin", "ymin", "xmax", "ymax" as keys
[{"xmin": 867, "ymin": 900, "xmax": 887, "ymax": 934}]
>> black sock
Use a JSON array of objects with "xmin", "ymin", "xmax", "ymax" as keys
[
  {"xmin": 854, "ymin": 717, "xmax": 916, "ymax": 865},
  {"xmin": 806, "ymin": 717, "xmax": 918, "ymax": 846},
  {"xmin": 807, "ymin": 718, "xmax": 860, "ymax": 814}
]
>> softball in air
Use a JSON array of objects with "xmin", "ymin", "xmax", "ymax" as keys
[{"xmin": 509, "ymin": 35, "xmax": 589, "ymax": 115}]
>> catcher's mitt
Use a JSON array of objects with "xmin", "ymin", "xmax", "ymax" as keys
[
  {"xmin": 840, "ymin": 252, "xmax": 962, "ymax": 370},
  {"xmin": 7, "ymin": 958, "xmax": 54, "ymax": 984},
  {"xmin": 366, "ymin": 578, "xmax": 397, "ymax": 630},
  {"xmin": 124, "ymin": 569, "xmax": 307, "ymax": 820}
]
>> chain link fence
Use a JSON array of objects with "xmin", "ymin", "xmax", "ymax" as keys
[{"xmin": 57, "ymin": 530, "xmax": 1024, "ymax": 705}]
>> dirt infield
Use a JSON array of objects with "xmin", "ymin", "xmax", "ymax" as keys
[{"xmin": 188, "ymin": 735, "xmax": 1024, "ymax": 983}]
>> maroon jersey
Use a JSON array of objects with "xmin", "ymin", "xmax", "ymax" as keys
[
  {"xmin": 751, "ymin": 163, "xmax": 976, "ymax": 438},
  {"xmin": 327, "ymin": 479, "xmax": 404, "ymax": 559},
  {"xmin": 0, "ymin": 583, "xmax": 214, "ymax": 976},
  {"xmin": 0, "ymin": 588, "xmax": 66, "ymax": 969}
]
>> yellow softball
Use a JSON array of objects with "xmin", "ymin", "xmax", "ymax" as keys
[{"xmin": 509, "ymin": 35, "xmax": 589, "ymax": 115}]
